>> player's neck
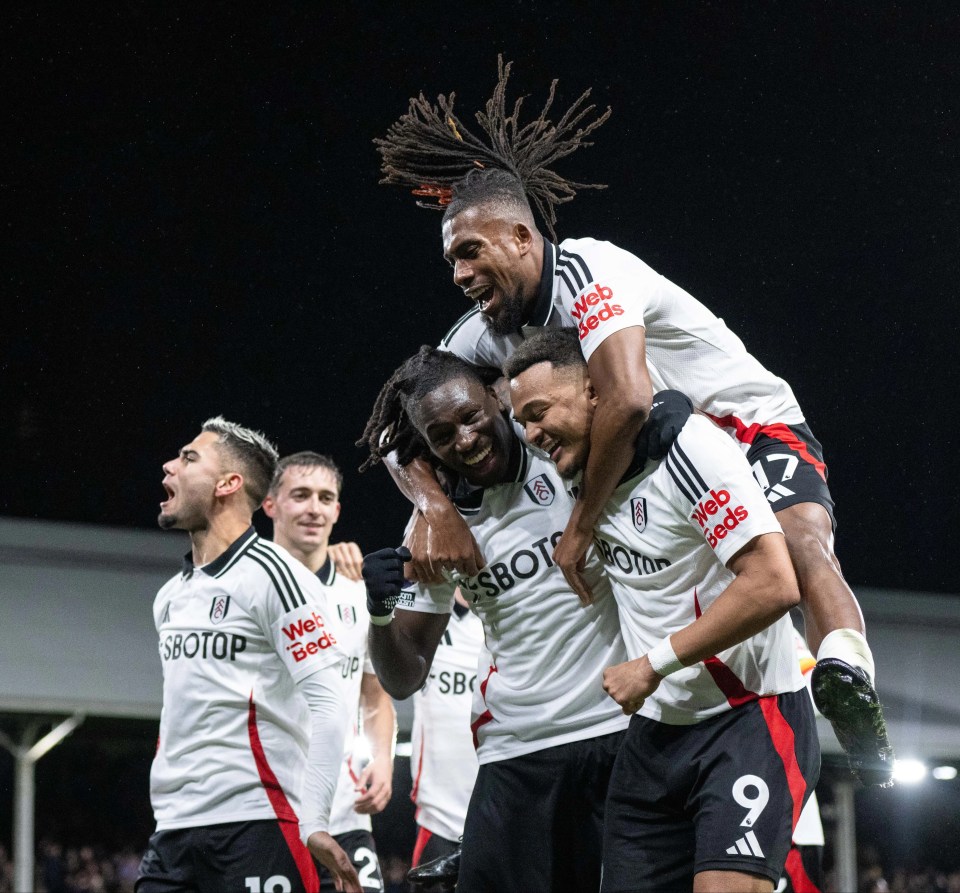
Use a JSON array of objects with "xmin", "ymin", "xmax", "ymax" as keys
[
  {"xmin": 189, "ymin": 511, "xmax": 252, "ymax": 568},
  {"xmin": 277, "ymin": 537, "xmax": 328, "ymax": 574}
]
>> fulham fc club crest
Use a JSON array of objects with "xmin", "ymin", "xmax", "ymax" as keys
[
  {"xmin": 524, "ymin": 474, "xmax": 556, "ymax": 506},
  {"xmin": 337, "ymin": 604, "xmax": 357, "ymax": 627},
  {"xmin": 631, "ymin": 497, "xmax": 648, "ymax": 533},
  {"xmin": 209, "ymin": 595, "xmax": 231, "ymax": 624}
]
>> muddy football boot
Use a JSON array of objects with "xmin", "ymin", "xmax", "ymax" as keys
[{"xmin": 812, "ymin": 657, "xmax": 895, "ymax": 787}]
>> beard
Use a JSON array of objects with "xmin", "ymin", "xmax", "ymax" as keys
[
  {"xmin": 483, "ymin": 287, "xmax": 527, "ymax": 336},
  {"xmin": 157, "ymin": 501, "xmax": 206, "ymax": 532},
  {"xmin": 157, "ymin": 510, "xmax": 179, "ymax": 530}
]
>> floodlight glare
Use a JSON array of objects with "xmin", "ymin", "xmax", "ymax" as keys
[
  {"xmin": 932, "ymin": 766, "xmax": 958, "ymax": 781},
  {"xmin": 892, "ymin": 759, "xmax": 927, "ymax": 784}
]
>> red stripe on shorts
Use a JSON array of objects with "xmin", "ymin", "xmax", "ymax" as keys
[
  {"xmin": 412, "ymin": 826, "xmax": 433, "ymax": 868},
  {"xmin": 784, "ymin": 845, "xmax": 821, "ymax": 893},
  {"xmin": 706, "ymin": 414, "xmax": 827, "ymax": 481},
  {"xmin": 704, "ymin": 412, "xmax": 763, "ymax": 445},
  {"xmin": 759, "ymin": 696, "xmax": 808, "ymax": 833},
  {"xmin": 248, "ymin": 693, "xmax": 320, "ymax": 892},
  {"xmin": 754, "ymin": 423, "xmax": 827, "ymax": 482}
]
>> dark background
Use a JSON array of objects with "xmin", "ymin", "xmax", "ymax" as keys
[
  {"xmin": 2, "ymin": 4, "xmax": 959, "ymax": 880},
  {"xmin": 5, "ymin": 5, "xmax": 957, "ymax": 593}
]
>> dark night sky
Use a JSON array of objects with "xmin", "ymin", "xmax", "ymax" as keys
[{"xmin": 5, "ymin": 4, "xmax": 957, "ymax": 593}]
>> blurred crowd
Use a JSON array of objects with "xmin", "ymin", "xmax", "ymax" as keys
[
  {"xmin": 0, "ymin": 841, "xmax": 143, "ymax": 893},
  {"xmin": 857, "ymin": 862, "xmax": 960, "ymax": 893}
]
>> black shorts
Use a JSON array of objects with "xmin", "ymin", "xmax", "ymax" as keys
[
  {"xmin": 601, "ymin": 691, "xmax": 820, "ymax": 893},
  {"xmin": 458, "ymin": 730, "xmax": 625, "ymax": 893},
  {"xmin": 136, "ymin": 819, "xmax": 319, "ymax": 893},
  {"xmin": 411, "ymin": 826, "xmax": 461, "ymax": 893},
  {"xmin": 745, "ymin": 422, "xmax": 836, "ymax": 529},
  {"xmin": 319, "ymin": 829, "xmax": 382, "ymax": 892},
  {"xmin": 412, "ymin": 825, "xmax": 460, "ymax": 867}
]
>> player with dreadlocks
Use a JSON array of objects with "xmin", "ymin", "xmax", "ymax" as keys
[
  {"xmin": 373, "ymin": 57, "xmax": 894, "ymax": 788},
  {"xmin": 357, "ymin": 345, "xmax": 634, "ymax": 893}
]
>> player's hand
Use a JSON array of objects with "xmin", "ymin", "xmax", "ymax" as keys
[
  {"xmin": 353, "ymin": 756, "xmax": 393, "ymax": 814},
  {"xmin": 362, "ymin": 547, "xmax": 411, "ymax": 621},
  {"xmin": 553, "ymin": 510, "xmax": 595, "ymax": 606},
  {"xmin": 638, "ymin": 390, "xmax": 693, "ymax": 461},
  {"xmin": 405, "ymin": 507, "xmax": 486, "ymax": 584},
  {"xmin": 328, "ymin": 541, "xmax": 364, "ymax": 582},
  {"xmin": 602, "ymin": 657, "xmax": 663, "ymax": 715},
  {"xmin": 307, "ymin": 831, "xmax": 362, "ymax": 893}
]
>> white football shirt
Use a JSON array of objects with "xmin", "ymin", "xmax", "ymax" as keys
[
  {"xmin": 442, "ymin": 237, "xmax": 804, "ymax": 441},
  {"xmin": 592, "ymin": 415, "xmax": 804, "ymax": 724},
  {"xmin": 151, "ymin": 528, "xmax": 346, "ymax": 829},
  {"xmin": 397, "ymin": 440, "xmax": 630, "ymax": 765},
  {"xmin": 410, "ymin": 606, "xmax": 485, "ymax": 841}
]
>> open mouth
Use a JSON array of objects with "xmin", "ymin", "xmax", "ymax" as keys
[
  {"xmin": 160, "ymin": 483, "xmax": 175, "ymax": 507},
  {"xmin": 463, "ymin": 443, "xmax": 493, "ymax": 467},
  {"xmin": 466, "ymin": 284, "xmax": 495, "ymax": 312}
]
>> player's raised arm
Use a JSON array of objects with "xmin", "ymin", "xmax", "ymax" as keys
[
  {"xmin": 553, "ymin": 326, "xmax": 652, "ymax": 603},
  {"xmin": 362, "ymin": 546, "xmax": 451, "ymax": 698}
]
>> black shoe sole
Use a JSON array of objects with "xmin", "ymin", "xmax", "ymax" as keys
[{"xmin": 812, "ymin": 657, "xmax": 895, "ymax": 787}]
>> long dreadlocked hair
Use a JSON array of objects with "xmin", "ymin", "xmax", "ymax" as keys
[
  {"xmin": 357, "ymin": 346, "xmax": 501, "ymax": 473},
  {"xmin": 374, "ymin": 55, "xmax": 611, "ymax": 240}
]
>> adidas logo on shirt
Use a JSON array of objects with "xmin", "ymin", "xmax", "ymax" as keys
[{"xmin": 726, "ymin": 830, "xmax": 765, "ymax": 858}]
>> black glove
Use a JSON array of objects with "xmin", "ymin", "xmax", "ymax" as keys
[
  {"xmin": 637, "ymin": 390, "xmax": 694, "ymax": 461},
  {"xmin": 362, "ymin": 547, "xmax": 411, "ymax": 624}
]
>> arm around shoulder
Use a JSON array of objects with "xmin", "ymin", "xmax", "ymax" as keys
[{"xmin": 386, "ymin": 453, "xmax": 486, "ymax": 581}]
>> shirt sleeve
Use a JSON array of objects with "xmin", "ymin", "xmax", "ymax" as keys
[
  {"xmin": 439, "ymin": 309, "xmax": 513, "ymax": 371},
  {"xmin": 248, "ymin": 554, "xmax": 347, "ymax": 683},
  {"xmin": 665, "ymin": 416, "xmax": 783, "ymax": 567},
  {"xmin": 555, "ymin": 238, "xmax": 660, "ymax": 362},
  {"xmin": 296, "ymin": 664, "xmax": 350, "ymax": 842},
  {"xmin": 395, "ymin": 579, "xmax": 457, "ymax": 615},
  {"xmin": 267, "ymin": 599, "xmax": 345, "ymax": 682}
]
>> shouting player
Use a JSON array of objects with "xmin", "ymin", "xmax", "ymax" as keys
[{"xmin": 140, "ymin": 418, "xmax": 360, "ymax": 893}]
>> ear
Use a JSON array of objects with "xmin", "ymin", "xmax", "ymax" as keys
[
  {"xmin": 487, "ymin": 382, "xmax": 507, "ymax": 410},
  {"xmin": 586, "ymin": 378, "xmax": 600, "ymax": 408},
  {"xmin": 514, "ymin": 222, "xmax": 535, "ymax": 256},
  {"xmin": 216, "ymin": 472, "xmax": 245, "ymax": 500},
  {"xmin": 262, "ymin": 494, "xmax": 277, "ymax": 519}
]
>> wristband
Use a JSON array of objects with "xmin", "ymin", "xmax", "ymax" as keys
[
  {"xmin": 647, "ymin": 636, "xmax": 685, "ymax": 677},
  {"xmin": 369, "ymin": 610, "xmax": 395, "ymax": 626}
]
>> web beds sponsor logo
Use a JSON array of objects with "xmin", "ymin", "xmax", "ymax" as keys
[
  {"xmin": 569, "ymin": 282, "xmax": 624, "ymax": 339},
  {"xmin": 690, "ymin": 488, "xmax": 749, "ymax": 549}
]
